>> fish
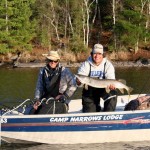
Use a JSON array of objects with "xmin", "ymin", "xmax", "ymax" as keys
[{"xmin": 75, "ymin": 74, "xmax": 133, "ymax": 95}]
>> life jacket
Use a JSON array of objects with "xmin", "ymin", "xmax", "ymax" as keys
[{"xmin": 42, "ymin": 65, "xmax": 62, "ymax": 98}]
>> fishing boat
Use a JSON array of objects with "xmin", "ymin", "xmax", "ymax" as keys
[{"xmin": 1, "ymin": 94, "xmax": 150, "ymax": 144}]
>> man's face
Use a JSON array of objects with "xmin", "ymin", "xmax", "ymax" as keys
[
  {"xmin": 92, "ymin": 53, "xmax": 103, "ymax": 65},
  {"xmin": 48, "ymin": 59, "xmax": 59, "ymax": 68}
]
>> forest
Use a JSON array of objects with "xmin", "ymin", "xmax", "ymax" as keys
[{"xmin": 0, "ymin": 0, "xmax": 150, "ymax": 60}]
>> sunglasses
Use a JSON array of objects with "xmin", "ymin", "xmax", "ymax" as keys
[{"xmin": 49, "ymin": 59, "xmax": 59, "ymax": 63}]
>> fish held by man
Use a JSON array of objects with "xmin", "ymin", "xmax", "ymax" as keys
[{"xmin": 75, "ymin": 74, "xmax": 133, "ymax": 95}]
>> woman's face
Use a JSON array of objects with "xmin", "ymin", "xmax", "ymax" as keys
[
  {"xmin": 48, "ymin": 60, "xmax": 59, "ymax": 68},
  {"xmin": 92, "ymin": 53, "xmax": 103, "ymax": 66}
]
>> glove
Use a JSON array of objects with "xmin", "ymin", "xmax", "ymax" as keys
[
  {"xmin": 60, "ymin": 95, "xmax": 69, "ymax": 111},
  {"xmin": 55, "ymin": 94, "xmax": 69, "ymax": 111},
  {"xmin": 58, "ymin": 95, "xmax": 67, "ymax": 103}
]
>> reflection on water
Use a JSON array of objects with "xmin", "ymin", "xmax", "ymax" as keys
[{"xmin": 0, "ymin": 66, "xmax": 150, "ymax": 106}]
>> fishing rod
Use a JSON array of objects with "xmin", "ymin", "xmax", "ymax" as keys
[
  {"xmin": 1, "ymin": 97, "xmax": 54, "ymax": 116},
  {"xmin": 0, "ymin": 99, "xmax": 34, "ymax": 111},
  {"xmin": 2, "ymin": 99, "xmax": 31, "ymax": 116}
]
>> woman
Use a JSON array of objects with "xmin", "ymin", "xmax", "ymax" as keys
[{"xmin": 33, "ymin": 51, "xmax": 77, "ymax": 114}]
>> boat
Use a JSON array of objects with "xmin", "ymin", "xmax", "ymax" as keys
[{"xmin": 1, "ymin": 94, "xmax": 150, "ymax": 144}]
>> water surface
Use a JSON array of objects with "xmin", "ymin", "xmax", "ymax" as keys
[
  {"xmin": 0, "ymin": 66, "xmax": 150, "ymax": 106},
  {"xmin": 0, "ymin": 66, "xmax": 150, "ymax": 149}
]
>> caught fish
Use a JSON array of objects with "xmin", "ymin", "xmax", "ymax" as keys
[{"xmin": 75, "ymin": 74, "xmax": 133, "ymax": 95}]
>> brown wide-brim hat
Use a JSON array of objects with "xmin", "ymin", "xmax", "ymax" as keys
[{"xmin": 44, "ymin": 51, "xmax": 60, "ymax": 61}]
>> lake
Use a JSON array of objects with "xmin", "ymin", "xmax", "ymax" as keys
[
  {"xmin": 0, "ymin": 66, "xmax": 150, "ymax": 107},
  {"xmin": 1, "ymin": 66, "xmax": 150, "ymax": 149}
]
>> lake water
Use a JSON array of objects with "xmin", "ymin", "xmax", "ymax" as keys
[
  {"xmin": 0, "ymin": 66, "xmax": 150, "ymax": 149},
  {"xmin": 0, "ymin": 66, "xmax": 150, "ymax": 105}
]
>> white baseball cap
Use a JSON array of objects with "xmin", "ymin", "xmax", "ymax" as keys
[{"xmin": 92, "ymin": 44, "xmax": 103, "ymax": 54}]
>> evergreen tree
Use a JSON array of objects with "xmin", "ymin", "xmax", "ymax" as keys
[
  {"xmin": 114, "ymin": 0, "xmax": 149, "ymax": 52},
  {"xmin": 0, "ymin": 0, "xmax": 36, "ymax": 54}
]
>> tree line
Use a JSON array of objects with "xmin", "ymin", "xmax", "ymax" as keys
[{"xmin": 0, "ymin": 0, "xmax": 150, "ymax": 54}]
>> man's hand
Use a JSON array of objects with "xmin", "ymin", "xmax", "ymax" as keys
[{"xmin": 33, "ymin": 100, "xmax": 41, "ymax": 110}]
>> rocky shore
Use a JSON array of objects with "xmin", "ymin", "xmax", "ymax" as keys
[
  {"xmin": 112, "ymin": 60, "xmax": 150, "ymax": 68},
  {"xmin": 64, "ymin": 60, "xmax": 150, "ymax": 68},
  {"xmin": 0, "ymin": 60, "xmax": 150, "ymax": 68},
  {"xmin": 0, "ymin": 49, "xmax": 150, "ymax": 68}
]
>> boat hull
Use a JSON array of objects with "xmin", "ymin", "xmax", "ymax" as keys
[
  {"xmin": 2, "ymin": 129, "xmax": 150, "ymax": 144},
  {"xmin": 1, "ymin": 110, "xmax": 150, "ymax": 144},
  {"xmin": 1, "ymin": 94, "xmax": 150, "ymax": 144}
]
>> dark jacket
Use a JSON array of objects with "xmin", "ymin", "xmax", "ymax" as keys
[{"xmin": 34, "ymin": 63, "xmax": 77, "ymax": 100}]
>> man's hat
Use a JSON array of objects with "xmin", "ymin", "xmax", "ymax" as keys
[{"xmin": 92, "ymin": 44, "xmax": 103, "ymax": 54}]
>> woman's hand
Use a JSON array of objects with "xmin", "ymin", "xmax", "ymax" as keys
[{"xmin": 33, "ymin": 100, "xmax": 41, "ymax": 110}]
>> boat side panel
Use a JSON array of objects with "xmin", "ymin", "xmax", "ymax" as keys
[{"xmin": 2, "ymin": 112, "xmax": 150, "ymax": 132}]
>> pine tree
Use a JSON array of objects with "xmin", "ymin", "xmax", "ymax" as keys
[
  {"xmin": 114, "ymin": 0, "xmax": 148, "ymax": 52},
  {"xmin": 0, "ymin": 0, "xmax": 36, "ymax": 54}
]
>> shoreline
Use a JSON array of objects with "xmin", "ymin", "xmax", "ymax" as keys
[{"xmin": 0, "ymin": 61, "xmax": 150, "ymax": 68}]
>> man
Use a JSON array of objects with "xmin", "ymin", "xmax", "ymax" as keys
[
  {"xmin": 77, "ymin": 44, "xmax": 117, "ymax": 112},
  {"xmin": 33, "ymin": 50, "xmax": 77, "ymax": 114}
]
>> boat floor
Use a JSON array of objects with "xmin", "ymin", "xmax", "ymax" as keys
[
  {"xmin": 68, "ymin": 94, "xmax": 147, "ymax": 114},
  {"xmin": 1, "ymin": 94, "xmax": 148, "ymax": 116}
]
